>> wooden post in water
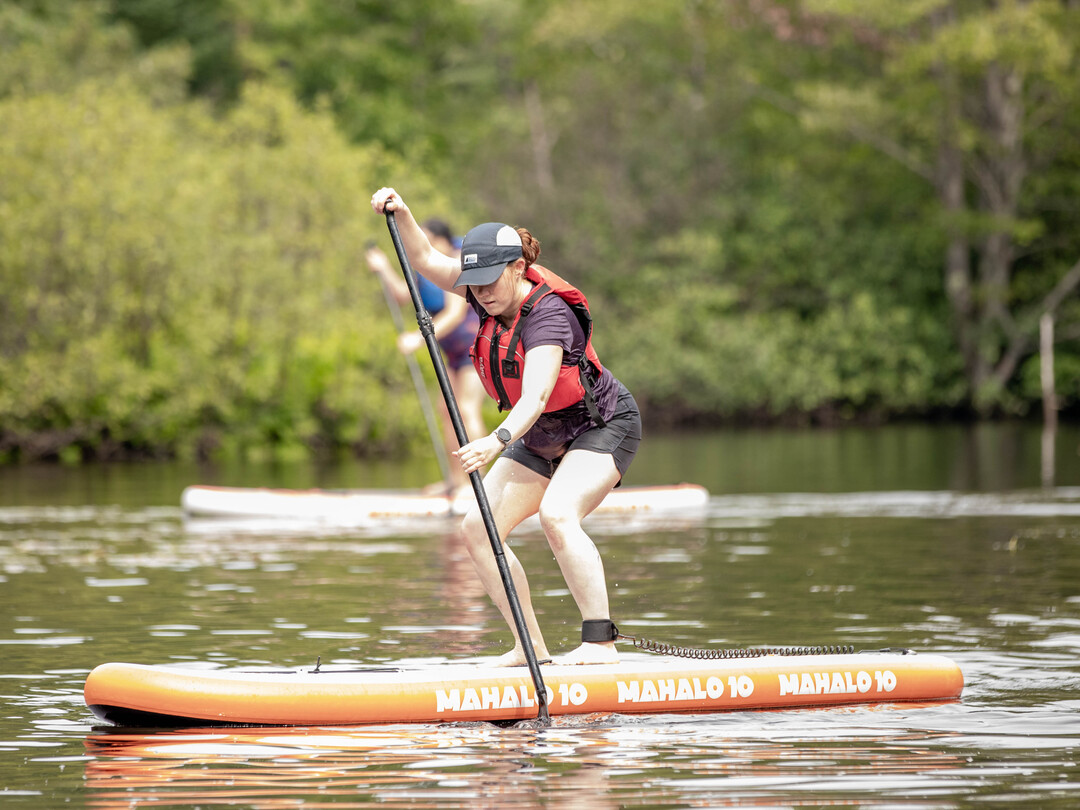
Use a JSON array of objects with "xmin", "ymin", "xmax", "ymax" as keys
[{"xmin": 1040, "ymin": 312, "xmax": 1057, "ymax": 488}]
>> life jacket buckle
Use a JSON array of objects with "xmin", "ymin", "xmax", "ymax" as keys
[{"xmin": 501, "ymin": 358, "xmax": 520, "ymax": 379}]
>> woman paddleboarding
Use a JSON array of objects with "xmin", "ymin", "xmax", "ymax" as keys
[{"xmin": 371, "ymin": 188, "xmax": 642, "ymax": 666}]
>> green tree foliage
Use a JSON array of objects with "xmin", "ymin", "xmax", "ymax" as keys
[
  {"xmin": 110, "ymin": 0, "xmax": 481, "ymax": 157},
  {"xmin": 0, "ymin": 0, "xmax": 190, "ymax": 100},
  {"xmin": 444, "ymin": 0, "xmax": 1079, "ymax": 422},
  {"xmin": 440, "ymin": 0, "xmax": 965, "ymax": 422},
  {"xmin": 0, "ymin": 3, "xmax": 456, "ymax": 461},
  {"xmin": 108, "ymin": 0, "xmax": 246, "ymax": 102},
  {"xmin": 787, "ymin": 0, "xmax": 1080, "ymax": 412},
  {"xmin": 2, "ymin": 0, "xmax": 1078, "ymax": 461}
]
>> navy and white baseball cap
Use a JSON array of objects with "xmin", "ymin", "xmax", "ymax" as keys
[{"xmin": 453, "ymin": 222, "xmax": 523, "ymax": 288}]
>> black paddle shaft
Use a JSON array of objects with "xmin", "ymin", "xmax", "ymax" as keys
[{"xmin": 383, "ymin": 209, "xmax": 550, "ymax": 723}]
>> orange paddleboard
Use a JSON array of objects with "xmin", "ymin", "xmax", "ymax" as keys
[{"xmin": 85, "ymin": 651, "xmax": 962, "ymax": 727}]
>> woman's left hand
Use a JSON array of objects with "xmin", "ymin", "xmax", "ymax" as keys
[{"xmin": 454, "ymin": 433, "xmax": 504, "ymax": 476}]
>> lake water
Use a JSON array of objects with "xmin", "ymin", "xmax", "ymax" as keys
[{"xmin": 2, "ymin": 422, "xmax": 1079, "ymax": 808}]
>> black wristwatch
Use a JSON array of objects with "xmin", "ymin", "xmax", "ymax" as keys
[{"xmin": 494, "ymin": 428, "xmax": 512, "ymax": 448}]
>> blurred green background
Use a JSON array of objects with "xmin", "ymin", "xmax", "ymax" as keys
[{"xmin": 2, "ymin": 0, "xmax": 1078, "ymax": 463}]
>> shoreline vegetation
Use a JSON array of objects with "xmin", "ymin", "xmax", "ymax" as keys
[{"xmin": 2, "ymin": 1, "xmax": 1078, "ymax": 463}]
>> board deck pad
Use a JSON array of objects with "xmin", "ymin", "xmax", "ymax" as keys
[{"xmin": 85, "ymin": 651, "xmax": 963, "ymax": 727}]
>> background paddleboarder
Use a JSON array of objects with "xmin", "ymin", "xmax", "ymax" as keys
[{"xmin": 366, "ymin": 219, "xmax": 485, "ymax": 495}]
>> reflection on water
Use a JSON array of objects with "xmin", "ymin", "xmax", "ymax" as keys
[
  {"xmin": 2, "ymin": 424, "xmax": 1080, "ymax": 807},
  {"xmin": 82, "ymin": 715, "xmax": 978, "ymax": 809}
]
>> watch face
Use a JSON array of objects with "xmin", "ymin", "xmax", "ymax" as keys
[{"xmin": 496, "ymin": 428, "xmax": 511, "ymax": 445}]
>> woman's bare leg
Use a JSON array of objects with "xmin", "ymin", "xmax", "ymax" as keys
[
  {"xmin": 538, "ymin": 449, "xmax": 622, "ymax": 665},
  {"xmin": 459, "ymin": 457, "xmax": 550, "ymax": 666}
]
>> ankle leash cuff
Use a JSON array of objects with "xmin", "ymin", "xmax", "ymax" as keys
[{"xmin": 581, "ymin": 619, "xmax": 619, "ymax": 643}]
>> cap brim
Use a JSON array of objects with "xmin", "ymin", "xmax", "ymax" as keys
[{"xmin": 453, "ymin": 263, "xmax": 509, "ymax": 288}]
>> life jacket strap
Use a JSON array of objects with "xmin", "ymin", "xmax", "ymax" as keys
[
  {"xmin": 578, "ymin": 356, "xmax": 606, "ymax": 428},
  {"xmin": 488, "ymin": 320, "xmax": 513, "ymax": 411},
  {"xmin": 501, "ymin": 283, "xmax": 550, "ymax": 380}
]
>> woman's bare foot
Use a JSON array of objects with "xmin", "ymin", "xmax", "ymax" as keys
[
  {"xmin": 490, "ymin": 645, "xmax": 551, "ymax": 668},
  {"xmin": 554, "ymin": 641, "xmax": 619, "ymax": 666}
]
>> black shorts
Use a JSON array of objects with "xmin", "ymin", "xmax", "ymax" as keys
[{"xmin": 502, "ymin": 382, "xmax": 641, "ymax": 483}]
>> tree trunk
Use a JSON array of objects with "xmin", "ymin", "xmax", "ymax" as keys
[
  {"xmin": 933, "ymin": 3, "xmax": 981, "ymax": 394},
  {"xmin": 939, "ymin": 138, "xmax": 977, "ymax": 388},
  {"xmin": 1040, "ymin": 312, "xmax": 1056, "ymax": 487},
  {"xmin": 980, "ymin": 63, "xmax": 1027, "ymax": 398},
  {"xmin": 523, "ymin": 80, "xmax": 555, "ymax": 195}
]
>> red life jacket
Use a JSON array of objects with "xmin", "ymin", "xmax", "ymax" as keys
[{"xmin": 471, "ymin": 264, "xmax": 607, "ymax": 426}]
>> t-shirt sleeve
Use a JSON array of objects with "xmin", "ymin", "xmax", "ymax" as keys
[{"xmin": 520, "ymin": 296, "xmax": 578, "ymax": 363}]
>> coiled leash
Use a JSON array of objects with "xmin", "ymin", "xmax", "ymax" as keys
[{"xmin": 582, "ymin": 620, "xmax": 855, "ymax": 660}]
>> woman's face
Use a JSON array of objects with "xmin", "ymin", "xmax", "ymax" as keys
[{"xmin": 470, "ymin": 260, "xmax": 525, "ymax": 319}]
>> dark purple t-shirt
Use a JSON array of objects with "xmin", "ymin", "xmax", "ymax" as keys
[{"xmin": 467, "ymin": 288, "xmax": 619, "ymax": 460}]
